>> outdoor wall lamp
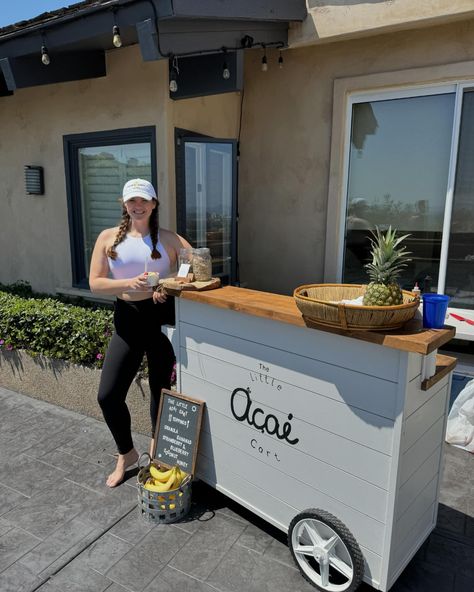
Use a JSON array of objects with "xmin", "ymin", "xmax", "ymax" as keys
[{"xmin": 25, "ymin": 166, "xmax": 44, "ymax": 195}]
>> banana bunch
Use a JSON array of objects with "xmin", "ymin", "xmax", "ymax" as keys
[{"xmin": 143, "ymin": 464, "xmax": 188, "ymax": 493}]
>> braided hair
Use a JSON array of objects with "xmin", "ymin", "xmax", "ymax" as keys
[
  {"xmin": 106, "ymin": 207, "xmax": 130, "ymax": 260},
  {"xmin": 106, "ymin": 199, "xmax": 161, "ymax": 260},
  {"xmin": 149, "ymin": 201, "xmax": 162, "ymax": 259}
]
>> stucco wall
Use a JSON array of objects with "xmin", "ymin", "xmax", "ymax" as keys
[
  {"xmin": 0, "ymin": 45, "xmax": 240, "ymax": 294},
  {"xmin": 238, "ymin": 17, "xmax": 474, "ymax": 294},
  {"xmin": 290, "ymin": 0, "xmax": 474, "ymax": 46}
]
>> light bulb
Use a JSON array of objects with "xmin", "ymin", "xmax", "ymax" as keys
[
  {"xmin": 222, "ymin": 63, "xmax": 230, "ymax": 80},
  {"xmin": 169, "ymin": 79, "xmax": 178, "ymax": 93},
  {"xmin": 112, "ymin": 25, "xmax": 122, "ymax": 48},
  {"xmin": 261, "ymin": 55, "xmax": 268, "ymax": 72},
  {"xmin": 41, "ymin": 45, "xmax": 50, "ymax": 65},
  {"xmin": 278, "ymin": 54, "xmax": 283, "ymax": 69}
]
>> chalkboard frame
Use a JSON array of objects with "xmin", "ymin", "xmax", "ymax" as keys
[{"xmin": 151, "ymin": 388, "xmax": 205, "ymax": 475}]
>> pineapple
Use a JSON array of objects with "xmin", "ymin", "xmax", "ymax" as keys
[{"xmin": 363, "ymin": 226, "xmax": 411, "ymax": 306}]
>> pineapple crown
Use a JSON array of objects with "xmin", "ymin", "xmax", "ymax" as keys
[{"xmin": 365, "ymin": 226, "xmax": 411, "ymax": 285}]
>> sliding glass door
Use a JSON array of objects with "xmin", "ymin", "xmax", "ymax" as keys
[{"xmin": 342, "ymin": 85, "xmax": 474, "ymax": 310}]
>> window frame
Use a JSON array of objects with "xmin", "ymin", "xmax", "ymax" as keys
[
  {"xmin": 174, "ymin": 127, "xmax": 239, "ymax": 285},
  {"xmin": 63, "ymin": 126, "xmax": 157, "ymax": 288}
]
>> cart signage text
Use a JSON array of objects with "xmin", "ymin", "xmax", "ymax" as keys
[{"xmin": 230, "ymin": 386, "xmax": 300, "ymax": 446}]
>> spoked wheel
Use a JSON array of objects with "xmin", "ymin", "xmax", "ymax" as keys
[{"xmin": 288, "ymin": 509, "xmax": 364, "ymax": 592}]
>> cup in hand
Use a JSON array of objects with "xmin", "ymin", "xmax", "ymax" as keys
[{"xmin": 145, "ymin": 272, "xmax": 159, "ymax": 287}]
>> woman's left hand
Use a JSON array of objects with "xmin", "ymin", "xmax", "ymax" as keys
[{"xmin": 152, "ymin": 288, "xmax": 167, "ymax": 304}]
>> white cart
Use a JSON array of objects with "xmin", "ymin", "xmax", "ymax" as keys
[{"xmin": 171, "ymin": 286, "xmax": 456, "ymax": 592}]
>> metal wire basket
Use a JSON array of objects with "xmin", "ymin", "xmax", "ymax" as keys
[{"xmin": 137, "ymin": 453, "xmax": 192, "ymax": 524}]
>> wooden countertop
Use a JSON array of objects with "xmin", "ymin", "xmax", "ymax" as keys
[{"xmin": 180, "ymin": 286, "xmax": 456, "ymax": 355}]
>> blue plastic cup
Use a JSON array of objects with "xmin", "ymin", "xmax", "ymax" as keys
[{"xmin": 422, "ymin": 294, "xmax": 450, "ymax": 329}]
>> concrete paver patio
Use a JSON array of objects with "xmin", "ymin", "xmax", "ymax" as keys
[{"xmin": 0, "ymin": 386, "xmax": 473, "ymax": 592}]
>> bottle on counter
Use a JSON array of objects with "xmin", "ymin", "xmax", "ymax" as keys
[{"xmin": 412, "ymin": 282, "xmax": 421, "ymax": 299}]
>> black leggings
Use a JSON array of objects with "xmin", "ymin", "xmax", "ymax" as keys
[{"xmin": 97, "ymin": 297, "xmax": 175, "ymax": 454}]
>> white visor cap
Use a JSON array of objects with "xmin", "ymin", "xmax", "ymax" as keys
[{"xmin": 122, "ymin": 178, "xmax": 157, "ymax": 202}]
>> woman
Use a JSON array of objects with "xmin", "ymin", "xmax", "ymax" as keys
[{"xmin": 89, "ymin": 178, "xmax": 191, "ymax": 487}]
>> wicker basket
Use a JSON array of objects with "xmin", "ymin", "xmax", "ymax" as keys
[
  {"xmin": 293, "ymin": 284, "xmax": 419, "ymax": 331},
  {"xmin": 137, "ymin": 453, "xmax": 192, "ymax": 524}
]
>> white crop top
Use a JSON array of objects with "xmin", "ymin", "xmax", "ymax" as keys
[{"xmin": 108, "ymin": 233, "xmax": 172, "ymax": 279}]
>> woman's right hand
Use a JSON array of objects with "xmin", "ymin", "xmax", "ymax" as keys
[{"xmin": 128, "ymin": 273, "xmax": 150, "ymax": 291}]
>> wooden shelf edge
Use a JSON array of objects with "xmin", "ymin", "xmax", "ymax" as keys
[{"xmin": 421, "ymin": 354, "xmax": 457, "ymax": 391}]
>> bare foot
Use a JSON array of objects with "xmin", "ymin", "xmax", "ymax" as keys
[{"xmin": 106, "ymin": 448, "xmax": 139, "ymax": 488}]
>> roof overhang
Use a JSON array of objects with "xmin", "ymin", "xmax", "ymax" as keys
[{"xmin": 0, "ymin": 0, "xmax": 306, "ymax": 96}]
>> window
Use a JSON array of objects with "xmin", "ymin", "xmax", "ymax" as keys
[
  {"xmin": 64, "ymin": 127, "xmax": 156, "ymax": 287},
  {"xmin": 175, "ymin": 129, "xmax": 238, "ymax": 284},
  {"xmin": 341, "ymin": 85, "xmax": 474, "ymax": 311}
]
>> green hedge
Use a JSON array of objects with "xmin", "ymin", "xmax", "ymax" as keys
[{"xmin": 0, "ymin": 290, "xmax": 113, "ymax": 369}]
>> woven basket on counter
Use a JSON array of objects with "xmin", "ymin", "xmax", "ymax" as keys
[{"xmin": 293, "ymin": 284, "xmax": 419, "ymax": 331}]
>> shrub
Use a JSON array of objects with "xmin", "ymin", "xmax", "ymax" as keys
[{"xmin": 0, "ymin": 291, "xmax": 113, "ymax": 369}]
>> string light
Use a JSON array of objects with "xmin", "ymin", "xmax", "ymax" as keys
[
  {"xmin": 41, "ymin": 43, "xmax": 50, "ymax": 65},
  {"xmin": 169, "ymin": 56, "xmax": 179, "ymax": 93},
  {"xmin": 112, "ymin": 25, "xmax": 122, "ymax": 48},
  {"xmin": 222, "ymin": 48, "xmax": 230, "ymax": 80},
  {"xmin": 261, "ymin": 46, "xmax": 268, "ymax": 72}
]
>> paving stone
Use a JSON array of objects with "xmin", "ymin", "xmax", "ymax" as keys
[
  {"xmin": 206, "ymin": 543, "xmax": 315, "ymax": 592},
  {"xmin": 47, "ymin": 557, "xmax": 112, "ymax": 592},
  {"xmin": 143, "ymin": 565, "xmax": 218, "ymax": 592},
  {"xmin": 0, "ymin": 561, "xmax": 43, "ymax": 592},
  {"xmin": 0, "ymin": 454, "xmax": 66, "ymax": 497},
  {"xmin": 392, "ymin": 558, "xmax": 456, "ymax": 592},
  {"xmin": 0, "ymin": 517, "xmax": 13, "ymax": 536},
  {"xmin": 262, "ymin": 537, "xmax": 296, "ymax": 569},
  {"xmin": 235, "ymin": 523, "xmax": 276, "ymax": 555},
  {"xmin": 0, "ymin": 527, "xmax": 42, "ymax": 572},
  {"xmin": 2, "ymin": 477, "xmax": 105, "ymax": 539},
  {"xmin": 454, "ymin": 573, "xmax": 474, "ymax": 592},
  {"xmin": 18, "ymin": 517, "xmax": 97, "ymax": 574},
  {"xmin": 75, "ymin": 532, "xmax": 132, "ymax": 574},
  {"xmin": 0, "ymin": 483, "xmax": 29, "ymax": 517},
  {"xmin": 77, "ymin": 483, "xmax": 137, "ymax": 530},
  {"xmin": 39, "ymin": 527, "xmax": 103, "ymax": 578},
  {"xmin": 109, "ymin": 507, "xmax": 156, "ymax": 545},
  {"xmin": 168, "ymin": 514, "xmax": 246, "ymax": 580},
  {"xmin": 106, "ymin": 525, "xmax": 191, "ymax": 592},
  {"xmin": 425, "ymin": 531, "xmax": 474, "ymax": 579},
  {"xmin": 436, "ymin": 502, "xmax": 466, "ymax": 535}
]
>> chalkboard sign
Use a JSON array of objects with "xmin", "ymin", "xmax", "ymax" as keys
[{"xmin": 152, "ymin": 389, "xmax": 204, "ymax": 475}]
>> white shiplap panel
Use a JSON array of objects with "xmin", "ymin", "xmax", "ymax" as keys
[
  {"xmin": 402, "ymin": 385, "xmax": 449, "ymax": 452},
  {"xmin": 399, "ymin": 417, "xmax": 445, "ymax": 486},
  {"xmin": 198, "ymin": 405, "xmax": 388, "ymax": 523},
  {"xmin": 180, "ymin": 322, "xmax": 400, "ymax": 419},
  {"xmin": 396, "ymin": 447, "xmax": 442, "ymax": 518},
  {"xmin": 182, "ymin": 366, "xmax": 394, "ymax": 460},
  {"xmin": 406, "ymin": 352, "xmax": 423, "ymax": 382},
  {"xmin": 389, "ymin": 503, "xmax": 436, "ymax": 584},
  {"xmin": 196, "ymin": 450, "xmax": 384, "ymax": 586},
  {"xmin": 404, "ymin": 374, "xmax": 449, "ymax": 419},
  {"xmin": 179, "ymin": 300, "xmax": 400, "ymax": 382},
  {"xmin": 393, "ymin": 476, "xmax": 438, "ymax": 548}
]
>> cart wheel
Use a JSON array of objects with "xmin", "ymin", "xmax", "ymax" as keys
[{"xmin": 288, "ymin": 509, "xmax": 364, "ymax": 592}]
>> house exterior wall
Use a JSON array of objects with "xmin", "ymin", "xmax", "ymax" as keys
[
  {"xmin": 2, "ymin": 17, "xmax": 474, "ymax": 296},
  {"xmin": 238, "ymin": 17, "xmax": 474, "ymax": 294},
  {"xmin": 0, "ymin": 45, "xmax": 240, "ymax": 294},
  {"xmin": 291, "ymin": 0, "xmax": 474, "ymax": 46}
]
